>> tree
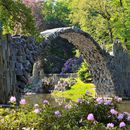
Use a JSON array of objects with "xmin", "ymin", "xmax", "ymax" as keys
[
  {"xmin": 69, "ymin": 0, "xmax": 130, "ymax": 51},
  {"xmin": 42, "ymin": 0, "xmax": 71, "ymax": 29},
  {"xmin": 0, "ymin": 0, "xmax": 36, "ymax": 35}
]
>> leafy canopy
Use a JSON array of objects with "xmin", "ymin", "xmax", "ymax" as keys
[
  {"xmin": 0, "ymin": 0, "xmax": 36, "ymax": 35},
  {"xmin": 69, "ymin": 0, "xmax": 130, "ymax": 51},
  {"xmin": 42, "ymin": 0, "xmax": 130, "ymax": 51},
  {"xmin": 42, "ymin": 0, "xmax": 71, "ymax": 27}
]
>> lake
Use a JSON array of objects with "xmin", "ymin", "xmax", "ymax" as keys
[
  {"xmin": 25, "ymin": 94, "xmax": 130, "ymax": 113},
  {"xmin": 118, "ymin": 100, "xmax": 130, "ymax": 113}
]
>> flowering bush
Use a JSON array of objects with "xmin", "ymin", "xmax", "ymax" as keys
[
  {"xmin": 61, "ymin": 56, "xmax": 83, "ymax": 74},
  {"xmin": 54, "ymin": 80, "xmax": 72, "ymax": 91},
  {"xmin": 0, "ymin": 93, "xmax": 130, "ymax": 130}
]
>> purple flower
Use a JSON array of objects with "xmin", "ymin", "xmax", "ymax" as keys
[
  {"xmin": 86, "ymin": 90, "xmax": 92, "ymax": 95},
  {"xmin": 119, "ymin": 122, "xmax": 126, "ymax": 128},
  {"xmin": 127, "ymin": 115, "xmax": 130, "ymax": 121},
  {"xmin": 104, "ymin": 100, "xmax": 112, "ymax": 105},
  {"xmin": 60, "ymin": 72, "xmax": 64, "ymax": 76},
  {"xmin": 87, "ymin": 113, "xmax": 95, "ymax": 121},
  {"xmin": 10, "ymin": 96, "xmax": 16, "ymax": 103},
  {"xmin": 43, "ymin": 100, "xmax": 49, "ymax": 105},
  {"xmin": 77, "ymin": 98, "xmax": 82, "ymax": 103},
  {"xmin": 107, "ymin": 123, "xmax": 114, "ymax": 128},
  {"xmin": 96, "ymin": 98, "xmax": 103, "ymax": 104},
  {"xmin": 117, "ymin": 113, "xmax": 124, "ymax": 120},
  {"xmin": 54, "ymin": 111, "xmax": 61, "ymax": 117},
  {"xmin": 34, "ymin": 108, "xmax": 40, "ymax": 113},
  {"xmin": 110, "ymin": 109, "xmax": 118, "ymax": 115},
  {"xmin": 20, "ymin": 99, "xmax": 27, "ymax": 105}
]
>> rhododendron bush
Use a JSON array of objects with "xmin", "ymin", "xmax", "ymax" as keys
[{"xmin": 0, "ymin": 93, "xmax": 130, "ymax": 130}]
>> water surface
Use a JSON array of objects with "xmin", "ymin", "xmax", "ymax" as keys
[
  {"xmin": 25, "ymin": 94, "xmax": 130, "ymax": 113},
  {"xmin": 25, "ymin": 93, "xmax": 71, "ymax": 107},
  {"xmin": 118, "ymin": 100, "xmax": 130, "ymax": 113}
]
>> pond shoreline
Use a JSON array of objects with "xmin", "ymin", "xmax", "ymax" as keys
[{"xmin": 24, "ymin": 93, "xmax": 130, "ymax": 113}]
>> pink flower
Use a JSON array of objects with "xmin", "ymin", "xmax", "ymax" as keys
[
  {"xmin": 104, "ymin": 100, "xmax": 112, "ymax": 105},
  {"xmin": 119, "ymin": 122, "xmax": 126, "ymax": 128},
  {"xmin": 43, "ymin": 100, "xmax": 49, "ymax": 105},
  {"xmin": 110, "ymin": 109, "xmax": 118, "ymax": 115},
  {"xmin": 96, "ymin": 98, "xmax": 103, "ymax": 104},
  {"xmin": 34, "ymin": 108, "xmax": 40, "ymax": 113},
  {"xmin": 123, "ymin": 112, "xmax": 129, "ymax": 115},
  {"xmin": 107, "ymin": 123, "xmax": 114, "ymax": 128},
  {"xmin": 54, "ymin": 111, "xmax": 61, "ymax": 117},
  {"xmin": 127, "ymin": 115, "xmax": 130, "ymax": 121},
  {"xmin": 20, "ymin": 99, "xmax": 27, "ymax": 105},
  {"xmin": 10, "ymin": 96, "xmax": 16, "ymax": 103},
  {"xmin": 87, "ymin": 113, "xmax": 95, "ymax": 121},
  {"xmin": 64, "ymin": 104, "xmax": 72, "ymax": 109},
  {"xmin": 114, "ymin": 96, "xmax": 122, "ymax": 102}
]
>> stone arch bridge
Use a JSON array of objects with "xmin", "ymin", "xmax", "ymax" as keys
[{"xmin": 0, "ymin": 27, "xmax": 130, "ymax": 103}]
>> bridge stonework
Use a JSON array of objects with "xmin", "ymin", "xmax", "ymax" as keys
[
  {"xmin": 40, "ymin": 27, "xmax": 130, "ymax": 98},
  {"xmin": 0, "ymin": 27, "xmax": 130, "ymax": 103}
]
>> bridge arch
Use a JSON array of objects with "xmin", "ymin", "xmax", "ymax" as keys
[
  {"xmin": 1, "ymin": 27, "xmax": 129, "ymax": 103},
  {"xmin": 39, "ymin": 27, "xmax": 116, "ymax": 97}
]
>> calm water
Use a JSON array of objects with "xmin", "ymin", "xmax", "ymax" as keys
[
  {"xmin": 118, "ymin": 101, "xmax": 130, "ymax": 113},
  {"xmin": 24, "ymin": 93, "xmax": 71, "ymax": 107},
  {"xmin": 24, "ymin": 94, "xmax": 130, "ymax": 113}
]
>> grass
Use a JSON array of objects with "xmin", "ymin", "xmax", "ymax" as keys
[{"xmin": 52, "ymin": 78, "xmax": 95, "ymax": 102}]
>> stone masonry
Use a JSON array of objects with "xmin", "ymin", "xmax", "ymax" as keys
[
  {"xmin": 40, "ymin": 27, "xmax": 130, "ymax": 98},
  {"xmin": 0, "ymin": 26, "xmax": 130, "ymax": 103}
]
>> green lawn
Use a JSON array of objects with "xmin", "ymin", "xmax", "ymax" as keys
[{"xmin": 52, "ymin": 78, "xmax": 95, "ymax": 102}]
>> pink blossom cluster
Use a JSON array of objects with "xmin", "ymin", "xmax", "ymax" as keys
[
  {"xmin": 10, "ymin": 96, "xmax": 16, "ymax": 103},
  {"xmin": 20, "ymin": 99, "xmax": 27, "ymax": 105}
]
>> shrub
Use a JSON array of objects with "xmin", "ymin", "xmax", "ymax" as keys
[
  {"xmin": 0, "ymin": 93, "xmax": 130, "ymax": 130},
  {"xmin": 61, "ymin": 56, "xmax": 83, "ymax": 74},
  {"xmin": 54, "ymin": 78, "xmax": 76, "ymax": 91},
  {"xmin": 78, "ymin": 61, "xmax": 92, "ymax": 83}
]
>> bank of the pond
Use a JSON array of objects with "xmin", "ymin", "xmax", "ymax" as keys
[
  {"xmin": 24, "ymin": 78, "xmax": 130, "ymax": 112},
  {"xmin": 52, "ymin": 78, "xmax": 95, "ymax": 101},
  {"xmin": 24, "ymin": 93, "xmax": 130, "ymax": 113}
]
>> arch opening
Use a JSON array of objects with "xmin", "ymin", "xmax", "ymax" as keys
[
  {"xmin": 37, "ymin": 27, "xmax": 119, "ymax": 97},
  {"xmin": 38, "ymin": 27, "xmax": 130, "ymax": 98}
]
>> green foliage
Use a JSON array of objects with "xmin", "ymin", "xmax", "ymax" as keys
[
  {"xmin": 75, "ymin": 49, "xmax": 81, "ymax": 58},
  {"xmin": 42, "ymin": 0, "xmax": 130, "ymax": 51},
  {"xmin": 40, "ymin": 37, "xmax": 76, "ymax": 73},
  {"xmin": 0, "ymin": 0, "xmax": 37, "ymax": 36},
  {"xmin": 53, "ymin": 78, "xmax": 95, "ymax": 101},
  {"xmin": 0, "ymin": 94, "xmax": 130, "ymax": 130},
  {"xmin": 42, "ymin": 0, "xmax": 71, "ymax": 27},
  {"xmin": 69, "ymin": 0, "xmax": 130, "ymax": 51},
  {"xmin": 78, "ymin": 61, "xmax": 92, "ymax": 83}
]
